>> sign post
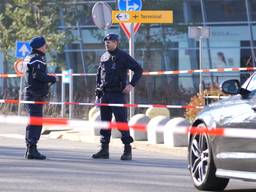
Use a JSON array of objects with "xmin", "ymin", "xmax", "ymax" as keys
[
  {"xmin": 16, "ymin": 41, "xmax": 31, "ymax": 116},
  {"xmin": 129, "ymin": 22, "xmax": 135, "ymax": 120},
  {"xmin": 188, "ymin": 26, "xmax": 210, "ymax": 94},
  {"xmin": 61, "ymin": 69, "xmax": 73, "ymax": 119}
]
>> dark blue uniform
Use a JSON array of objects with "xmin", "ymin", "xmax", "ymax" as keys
[
  {"xmin": 24, "ymin": 49, "xmax": 56, "ymax": 146},
  {"xmin": 96, "ymin": 48, "xmax": 143, "ymax": 145}
]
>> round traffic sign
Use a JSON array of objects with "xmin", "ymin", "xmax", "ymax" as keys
[
  {"xmin": 92, "ymin": 1, "xmax": 112, "ymax": 30},
  {"xmin": 14, "ymin": 59, "xmax": 26, "ymax": 75}
]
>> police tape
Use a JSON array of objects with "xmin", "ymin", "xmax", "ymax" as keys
[
  {"xmin": 0, "ymin": 99, "xmax": 203, "ymax": 109},
  {"xmin": 4, "ymin": 66, "xmax": 256, "ymax": 78},
  {"xmin": 70, "ymin": 122, "xmax": 256, "ymax": 139},
  {"xmin": 142, "ymin": 66, "xmax": 256, "ymax": 76},
  {"xmin": 1, "ymin": 115, "xmax": 256, "ymax": 139},
  {"xmin": 0, "ymin": 74, "xmax": 23, "ymax": 78}
]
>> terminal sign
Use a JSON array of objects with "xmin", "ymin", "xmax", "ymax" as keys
[{"xmin": 112, "ymin": 11, "xmax": 173, "ymax": 24}]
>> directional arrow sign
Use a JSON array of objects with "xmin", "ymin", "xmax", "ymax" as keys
[
  {"xmin": 112, "ymin": 11, "xmax": 173, "ymax": 24},
  {"xmin": 118, "ymin": 0, "xmax": 142, "ymax": 39},
  {"xmin": 16, "ymin": 41, "xmax": 31, "ymax": 58},
  {"xmin": 118, "ymin": 0, "xmax": 142, "ymax": 11}
]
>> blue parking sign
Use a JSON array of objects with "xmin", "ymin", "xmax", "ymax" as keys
[
  {"xmin": 16, "ymin": 41, "xmax": 31, "ymax": 58},
  {"xmin": 118, "ymin": 0, "xmax": 142, "ymax": 11}
]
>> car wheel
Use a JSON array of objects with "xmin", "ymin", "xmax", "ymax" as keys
[{"xmin": 188, "ymin": 123, "xmax": 229, "ymax": 191}]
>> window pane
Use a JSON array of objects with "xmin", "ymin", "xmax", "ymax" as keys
[
  {"xmin": 141, "ymin": 0, "xmax": 184, "ymax": 22},
  {"xmin": 250, "ymin": 0, "xmax": 256, "ymax": 21},
  {"xmin": 184, "ymin": 0, "xmax": 202, "ymax": 23},
  {"xmin": 204, "ymin": 0, "xmax": 247, "ymax": 22}
]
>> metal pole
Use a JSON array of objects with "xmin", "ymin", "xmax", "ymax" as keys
[
  {"xmin": 77, "ymin": 21, "xmax": 88, "ymax": 86},
  {"xmin": 126, "ymin": 0, "xmax": 129, "ymax": 10},
  {"xmin": 18, "ymin": 76, "xmax": 23, "ymax": 116},
  {"xmin": 199, "ymin": 34, "xmax": 203, "ymax": 95},
  {"xmin": 126, "ymin": 0, "xmax": 135, "ymax": 119},
  {"xmin": 129, "ymin": 23, "xmax": 135, "ymax": 120},
  {"xmin": 59, "ymin": 7, "xmax": 71, "ymax": 69},
  {"xmin": 69, "ymin": 69, "xmax": 73, "ymax": 119},
  {"xmin": 200, "ymin": 0, "xmax": 214, "ymax": 84},
  {"xmin": 61, "ymin": 72, "xmax": 65, "ymax": 117},
  {"xmin": 245, "ymin": 0, "xmax": 256, "ymax": 66}
]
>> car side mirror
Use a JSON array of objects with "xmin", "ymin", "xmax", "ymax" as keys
[{"xmin": 220, "ymin": 79, "xmax": 241, "ymax": 95}]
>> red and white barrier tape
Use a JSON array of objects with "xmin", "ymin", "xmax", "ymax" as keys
[
  {"xmin": 3, "ymin": 66, "xmax": 256, "ymax": 78},
  {"xmin": 143, "ymin": 67, "xmax": 256, "ymax": 76},
  {"xmin": 1, "ymin": 115, "xmax": 256, "ymax": 139},
  {"xmin": 0, "ymin": 99, "xmax": 203, "ymax": 109},
  {"xmin": 0, "ymin": 74, "xmax": 23, "ymax": 78},
  {"xmin": 73, "ymin": 122, "xmax": 256, "ymax": 139}
]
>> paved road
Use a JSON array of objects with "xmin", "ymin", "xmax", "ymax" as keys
[{"xmin": 0, "ymin": 124, "xmax": 255, "ymax": 192}]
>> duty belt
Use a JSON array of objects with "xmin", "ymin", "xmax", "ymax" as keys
[{"xmin": 103, "ymin": 87, "xmax": 122, "ymax": 92}]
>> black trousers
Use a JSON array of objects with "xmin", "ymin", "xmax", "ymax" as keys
[
  {"xmin": 99, "ymin": 92, "xmax": 133, "ymax": 145},
  {"xmin": 25, "ymin": 94, "xmax": 44, "ymax": 145}
]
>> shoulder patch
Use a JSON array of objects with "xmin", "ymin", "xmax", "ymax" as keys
[
  {"xmin": 23, "ymin": 55, "xmax": 33, "ymax": 63},
  {"xmin": 100, "ymin": 52, "xmax": 111, "ymax": 62}
]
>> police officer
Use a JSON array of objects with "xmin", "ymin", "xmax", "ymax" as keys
[
  {"xmin": 92, "ymin": 33, "xmax": 143, "ymax": 160},
  {"xmin": 24, "ymin": 36, "xmax": 56, "ymax": 160}
]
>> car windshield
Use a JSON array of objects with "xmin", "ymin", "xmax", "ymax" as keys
[{"xmin": 241, "ymin": 72, "xmax": 256, "ymax": 92}]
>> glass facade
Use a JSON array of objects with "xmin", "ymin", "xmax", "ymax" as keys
[{"xmin": 0, "ymin": 0, "xmax": 256, "ymax": 118}]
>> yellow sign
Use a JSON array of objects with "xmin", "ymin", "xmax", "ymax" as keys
[{"xmin": 112, "ymin": 10, "xmax": 173, "ymax": 24}]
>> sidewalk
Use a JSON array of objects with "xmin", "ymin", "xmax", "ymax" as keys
[{"xmin": 0, "ymin": 115, "xmax": 187, "ymax": 158}]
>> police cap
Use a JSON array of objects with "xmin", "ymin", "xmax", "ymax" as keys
[
  {"xmin": 103, "ymin": 33, "xmax": 119, "ymax": 41},
  {"xmin": 30, "ymin": 36, "xmax": 46, "ymax": 49}
]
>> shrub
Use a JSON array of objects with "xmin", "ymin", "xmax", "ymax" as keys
[{"xmin": 185, "ymin": 85, "xmax": 227, "ymax": 122}]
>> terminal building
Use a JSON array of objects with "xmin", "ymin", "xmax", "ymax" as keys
[{"xmin": 0, "ymin": 0, "xmax": 255, "ymax": 117}]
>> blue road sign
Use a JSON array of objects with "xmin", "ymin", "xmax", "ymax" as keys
[
  {"xmin": 118, "ymin": 0, "xmax": 142, "ymax": 11},
  {"xmin": 16, "ymin": 41, "xmax": 31, "ymax": 58}
]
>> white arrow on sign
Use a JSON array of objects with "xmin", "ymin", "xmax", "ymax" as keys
[
  {"xmin": 116, "ymin": 13, "xmax": 130, "ymax": 21},
  {"xmin": 19, "ymin": 44, "xmax": 30, "ymax": 57},
  {"xmin": 127, "ymin": 3, "xmax": 139, "ymax": 10}
]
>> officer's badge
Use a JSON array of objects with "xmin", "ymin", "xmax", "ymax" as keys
[
  {"xmin": 100, "ymin": 52, "xmax": 111, "ymax": 62},
  {"xmin": 105, "ymin": 35, "xmax": 111, "ymax": 40},
  {"xmin": 42, "ymin": 56, "xmax": 46, "ymax": 63}
]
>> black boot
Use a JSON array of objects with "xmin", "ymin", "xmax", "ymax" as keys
[
  {"xmin": 120, "ymin": 145, "xmax": 132, "ymax": 160},
  {"xmin": 92, "ymin": 144, "xmax": 109, "ymax": 159},
  {"xmin": 25, "ymin": 145, "xmax": 46, "ymax": 160}
]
